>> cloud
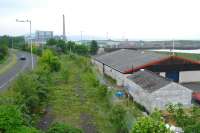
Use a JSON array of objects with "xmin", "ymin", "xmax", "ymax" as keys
[{"xmin": 1, "ymin": 0, "xmax": 200, "ymax": 40}]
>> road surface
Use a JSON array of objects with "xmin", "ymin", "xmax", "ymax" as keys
[{"xmin": 0, "ymin": 50, "xmax": 36, "ymax": 91}]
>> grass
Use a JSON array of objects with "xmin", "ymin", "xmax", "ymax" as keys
[
  {"xmin": 174, "ymin": 52, "xmax": 200, "ymax": 61},
  {"xmin": 0, "ymin": 50, "xmax": 17, "ymax": 75},
  {"xmin": 157, "ymin": 51, "xmax": 200, "ymax": 61},
  {"xmin": 49, "ymin": 54, "xmax": 117, "ymax": 133}
]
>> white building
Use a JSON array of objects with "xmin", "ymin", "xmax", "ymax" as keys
[{"xmin": 25, "ymin": 30, "xmax": 54, "ymax": 46}]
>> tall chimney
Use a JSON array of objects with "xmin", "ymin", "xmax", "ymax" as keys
[{"xmin": 63, "ymin": 14, "xmax": 66, "ymax": 40}]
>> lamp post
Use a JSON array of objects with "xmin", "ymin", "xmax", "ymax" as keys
[{"xmin": 16, "ymin": 19, "xmax": 34, "ymax": 70}]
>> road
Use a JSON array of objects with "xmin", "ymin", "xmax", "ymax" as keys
[{"xmin": 0, "ymin": 50, "xmax": 37, "ymax": 91}]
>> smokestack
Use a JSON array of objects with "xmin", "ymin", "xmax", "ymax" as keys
[{"xmin": 63, "ymin": 14, "xmax": 66, "ymax": 40}]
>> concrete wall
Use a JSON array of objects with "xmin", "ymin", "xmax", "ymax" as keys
[
  {"xmin": 124, "ymin": 78, "xmax": 192, "ymax": 112},
  {"xmin": 124, "ymin": 78, "xmax": 151, "ymax": 111},
  {"xmin": 92, "ymin": 59, "xmax": 127, "ymax": 86},
  {"xmin": 179, "ymin": 71, "xmax": 200, "ymax": 83},
  {"xmin": 104, "ymin": 65, "xmax": 126, "ymax": 86},
  {"xmin": 92, "ymin": 59, "xmax": 104, "ymax": 74},
  {"xmin": 150, "ymin": 83, "xmax": 192, "ymax": 112}
]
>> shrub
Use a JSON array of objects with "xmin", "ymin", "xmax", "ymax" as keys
[
  {"xmin": 109, "ymin": 105, "xmax": 128, "ymax": 133},
  {"xmin": 132, "ymin": 116, "xmax": 170, "ymax": 133},
  {"xmin": 0, "ymin": 105, "xmax": 22, "ymax": 132},
  {"xmin": 40, "ymin": 49, "xmax": 61, "ymax": 72},
  {"xmin": 97, "ymin": 85, "xmax": 108, "ymax": 98}
]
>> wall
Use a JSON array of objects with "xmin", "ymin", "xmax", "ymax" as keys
[
  {"xmin": 160, "ymin": 71, "xmax": 200, "ymax": 83},
  {"xmin": 124, "ymin": 78, "xmax": 151, "ymax": 111},
  {"xmin": 150, "ymin": 82, "xmax": 192, "ymax": 112},
  {"xmin": 92, "ymin": 59, "xmax": 104, "ymax": 74},
  {"xmin": 179, "ymin": 71, "xmax": 200, "ymax": 83},
  {"xmin": 104, "ymin": 65, "xmax": 125, "ymax": 86}
]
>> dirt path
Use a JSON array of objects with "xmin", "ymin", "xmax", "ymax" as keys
[
  {"xmin": 75, "ymin": 73, "xmax": 97, "ymax": 133},
  {"xmin": 37, "ymin": 106, "xmax": 54, "ymax": 131}
]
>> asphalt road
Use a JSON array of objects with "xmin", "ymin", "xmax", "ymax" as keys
[{"xmin": 0, "ymin": 50, "xmax": 37, "ymax": 91}]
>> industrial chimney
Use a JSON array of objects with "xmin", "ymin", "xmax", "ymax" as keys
[{"xmin": 63, "ymin": 14, "xmax": 66, "ymax": 40}]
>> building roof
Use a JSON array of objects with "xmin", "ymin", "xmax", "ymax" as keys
[
  {"xmin": 94, "ymin": 49, "xmax": 168, "ymax": 73},
  {"xmin": 127, "ymin": 70, "xmax": 172, "ymax": 93}
]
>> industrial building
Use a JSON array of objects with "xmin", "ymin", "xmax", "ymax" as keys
[
  {"xmin": 25, "ymin": 30, "xmax": 54, "ymax": 46},
  {"xmin": 92, "ymin": 49, "xmax": 200, "ymax": 112},
  {"xmin": 35, "ymin": 30, "xmax": 53, "ymax": 44},
  {"xmin": 93, "ymin": 49, "xmax": 200, "ymax": 85},
  {"xmin": 124, "ymin": 70, "xmax": 192, "ymax": 112}
]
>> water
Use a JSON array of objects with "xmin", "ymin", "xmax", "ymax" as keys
[{"xmin": 149, "ymin": 49, "xmax": 200, "ymax": 54}]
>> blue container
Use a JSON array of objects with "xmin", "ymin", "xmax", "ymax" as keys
[
  {"xmin": 166, "ymin": 71, "xmax": 179, "ymax": 82},
  {"xmin": 115, "ymin": 91, "xmax": 124, "ymax": 97}
]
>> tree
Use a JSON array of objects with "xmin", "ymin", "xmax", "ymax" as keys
[
  {"xmin": 47, "ymin": 122, "xmax": 83, "ymax": 133},
  {"xmin": 46, "ymin": 39, "xmax": 57, "ymax": 46},
  {"xmin": 56, "ymin": 40, "xmax": 66, "ymax": 52},
  {"xmin": 0, "ymin": 36, "xmax": 9, "ymax": 46},
  {"xmin": 0, "ymin": 35, "xmax": 9, "ymax": 60},
  {"xmin": 65, "ymin": 41, "xmax": 77, "ymax": 53},
  {"xmin": 0, "ymin": 44, "xmax": 8, "ymax": 60},
  {"xmin": 90, "ymin": 40, "xmax": 98, "ymax": 55},
  {"xmin": 74, "ymin": 44, "xmax": 89, "ymax": 55}
]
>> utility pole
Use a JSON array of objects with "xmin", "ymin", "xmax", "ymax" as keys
[
  {"xmin": 172, "ymin": 40, "xmax": 175, "ymax": 56},
  {"xmin": 80, "ymin": 31, "xmax": 83, "ymax": 43},
  {"xmin": 12, "ymin": 37, "xmax": 13, "ymax": 49},
  {"xmin": 106, "ymin": 32, "xmax": 109, "ymax": 40},
  {"xmin": 63, "ymin": 14, "xmax": 66, "ymax": 41},
  {"xmin": 16, "ymin": 19, "xmax": 34, "ymax": 70}
]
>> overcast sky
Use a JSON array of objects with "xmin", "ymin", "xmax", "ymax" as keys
[{"xmin": 0, "ymin": 0, "xmax": 200, "ymax": 40}]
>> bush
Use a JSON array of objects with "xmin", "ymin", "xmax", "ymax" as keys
[
  {"xmin": 40, "ymin": 49, "xmax": 61, "ymax": 72},
  {"xmin": 47, "ymin": 122, "xmax": 83, "ymax": 133},
  {"xmin": 0, "ymin": 105, "xmax": 40, "ymax": 133},
  {"xmin": 0, "ymin": 105, "xmax": 22, "ymax": 132},
  {"xmin": 97, "ymin": 85, "xmax": 108, "ymax": 98},
  {"xmin": 132, "ymin": 116, "xmax": 170, "ymax": 133},
  {"xmin": 109, "ymin": 105, "xmax": 128, "ymax": 133},
  {"xmin": 166, "ymin": 104, "xmax": 200, "ymax": 132}
]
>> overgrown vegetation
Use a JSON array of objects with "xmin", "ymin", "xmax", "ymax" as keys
[
  {"xmin": 132, "ymin": 111, "xmax": 171, "ymax": 133},
  {"xmin": 166, "ymin": 104, "xmax": 200, "ymax": 133},
  {"xmin": 0, "ymin": 36, "xmax": 9, "ymax": 62}
]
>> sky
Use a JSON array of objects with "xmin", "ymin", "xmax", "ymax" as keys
[{"xmin": 0, "ymin": 0, "xmax": 200, "ymax": 40}]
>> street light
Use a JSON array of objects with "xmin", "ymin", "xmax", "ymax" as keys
[{"xmin": 16, "ymin": 19, "xmax": 34, "ymax": 70}]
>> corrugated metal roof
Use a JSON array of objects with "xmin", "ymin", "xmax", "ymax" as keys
[
  {"xmin": 94, "ymin": 49, "xmax": 168, "ymax": 73},
  {"xmin": 127, "ymin": 70, "xmax": 172, "ymax": 93}
]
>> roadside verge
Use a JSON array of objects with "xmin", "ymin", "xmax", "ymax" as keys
[{"xmin": 0, "ymin": 50, "xmax": 17, "ymax": 76}]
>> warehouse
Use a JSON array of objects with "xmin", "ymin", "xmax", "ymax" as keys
[
  {"xmin": 124, "ymin": 70, "xmax": 192, "ymax": 112},
  {"xmin": 92, "ymin": 49, "xmax": 200, "ymax": 85}
]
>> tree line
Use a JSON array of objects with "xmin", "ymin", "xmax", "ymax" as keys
[
  {"xmin": 0, "ymin": 36, "xmax": 9, "ymax": 61},
  {"xmin": 46, "ymin": 39, "xmax": 98, "ymax": 56}
]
